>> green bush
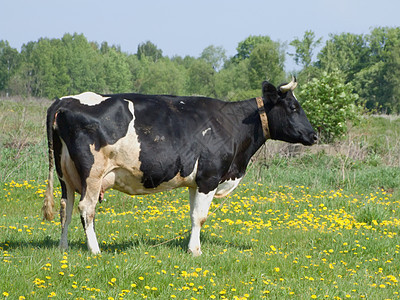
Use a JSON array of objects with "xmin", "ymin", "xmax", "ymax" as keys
[{"xmin": 298, "ymin": 71, "xmax": 364, "ymax": 143}]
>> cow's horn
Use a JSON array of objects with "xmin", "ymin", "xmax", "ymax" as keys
[{"xmin": 280, "ymin": 77, "xmax": 298, "ymax": 92}]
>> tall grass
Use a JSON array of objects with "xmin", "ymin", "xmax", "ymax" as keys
[
  {"xmin": 0, "ymin": 98, "xmax": 50, "ymax": 182},
  {"xmin": 1, "ymin": 98, "xmax": 400, "ymax": 299}
]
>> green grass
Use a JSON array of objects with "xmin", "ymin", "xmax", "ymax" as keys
[
  {"xmin": 1, "ymin": 180, "xmax": 400, "ymax": 299},
  {"xmin": 1, "ymin": 99, "xmax": 400, "ymax": 299}
]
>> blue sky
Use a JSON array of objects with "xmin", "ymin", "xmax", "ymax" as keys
[{"xmin": 1, "ymin": 0, "xmax": 399, "ymax": 70}]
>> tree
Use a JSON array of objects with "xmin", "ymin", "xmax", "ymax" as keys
[
  {"xmin": 298, "ymin": 71, "xmax": 363, "ymax": 143},
  {"xmin": 371, "ymin": 27, "xmax": 400, "ymax": 113},
  {"xmin": 137, "ymin": 41, "xmax": 163, "ymax": 62},
  {"xmin": 186, "ymin": 59, "xmax": 215, "ymax": 96},
  {"xmin": 103, "ymin": 48, "xmax": 132, "ymax": 93},
  {"xmin": 233, "ymin": 35, "xmax": 274, "ymax": 62},
  {"xmin": 200, "ymin": 45, "xmax": 227, "ymax": 71},
  {"xmin": 384, "ymin": 40, "xmax": 400, "ymax": 113},
  {"xmin": 12, "ymin": 41, "xmax": 36, "ymax": 96},
  {"xmin": 139, "ymin": 58, "xmax": 185, "ymax": 95},
  {"xmin": 127, "ymin": 54, "xmax": 148, "ymax": 92},
  {"xmin": 248, "ymin": 42, "xmax": 285, "ymax": 89},
  {"xmin": 289, "ymin": 30, "xmax": 322, "ymax": 68},
  {"xmin": 215, "ymin": 59, "xmax": 253, "ymax": 100},
  {"xmin": 289, "ymin": 30, "xmax": 322, "ymax": 80},
  {"xmin": 352, "ymin": 61, "xmax": 386, "ymax": 111},
  {"xmin": 0, "ymin": 40, "xmax": 19, "ymax": 95},
  {"xmin": 14, "ymin": 38, "xmax": 70, "ymax": 98},
  {"xmin": 353, "ymin": 27, "xmax": 400, "ymax": 113},
  {"xmin": 62, "ymin": 33, "xmax": 105, "ymax": 94},
  {"xmin": 316, "ymin": 33, "xmax": 368, "ymax": 82},
  {"xmin": 231, "ymin": 35, "xmax": 285, "ymax": 89},
  {"xmin": 38, "ymin": 38, "xmax": 71, "ymax": 98}
]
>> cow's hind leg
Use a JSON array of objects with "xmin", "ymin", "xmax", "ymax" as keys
[
  {"xmin": 78, "ymin": 178, "xmax": 102, "ymax": 255},
  {"xmin": 59, "ymin": 180, "xmax": 75, "ymax": 251},
  {"xmin": 188, "ymin": 187, "xmax": 216, "ymax": 257}
]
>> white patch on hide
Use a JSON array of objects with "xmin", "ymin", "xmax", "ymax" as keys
[
  {"xmin": 215, "ymin": 177, "xmax": 242, "ymax": 198},
  {"xmin": 202, "ymin": 128, "xmax": 211, "ymax": 136},
  {"xmin": 61, "ymin": 92, "xmax": 109, "ymax": 106}
]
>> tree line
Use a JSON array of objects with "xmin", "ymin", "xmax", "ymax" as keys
[{"xmin": 0, "ymin": 27, "xmax": 399, "ymax": 113}]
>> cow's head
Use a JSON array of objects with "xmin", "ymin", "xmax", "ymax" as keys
[{"xmin": 263, "ymin": 78, "xmax": 317, "ymax": 146}]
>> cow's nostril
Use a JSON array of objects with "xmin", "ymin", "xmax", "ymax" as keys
[{"xmin": 312, "ymin": 134, "xmax": 318, "ymax": 142}]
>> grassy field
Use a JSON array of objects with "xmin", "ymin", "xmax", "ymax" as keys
[{"xmin": 1, "ymin": 98, "xmax": 400, "ymax": 299}]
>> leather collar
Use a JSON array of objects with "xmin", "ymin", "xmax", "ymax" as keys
[{"xmin": 255, "ymin": 97, "xmax": 270, "ymax": 139}]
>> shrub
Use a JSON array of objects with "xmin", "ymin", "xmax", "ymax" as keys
[{"xmin": 298, "ymin": 71, "xmax": 364, "ymax": 143}]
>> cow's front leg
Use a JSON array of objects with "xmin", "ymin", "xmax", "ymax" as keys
[
  {"xmin": 188, "ymin": 187, "xmax": 216, "ymax": 256},
  {"xmin": 78, "ymin": 179, "xmax": 101, "ymax": 255}
]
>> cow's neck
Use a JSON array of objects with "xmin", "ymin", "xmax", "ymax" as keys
[{"xmin": 220, "ymin": 98, "xmax": 270, "ymax": 179}]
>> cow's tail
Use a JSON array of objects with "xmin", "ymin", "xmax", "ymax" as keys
[{"xmin": 42, "ymin": 100, "xmax": 60, "ymax": 221}]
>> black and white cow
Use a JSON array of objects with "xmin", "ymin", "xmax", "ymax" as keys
[{"xmin": 42, "ymin": 78, "xmax": 317, "ymax": 256}]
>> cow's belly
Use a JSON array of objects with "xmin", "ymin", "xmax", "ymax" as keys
[{"xmin": 102, "ymin": 161, "xmax": 198, "ymax": 195}]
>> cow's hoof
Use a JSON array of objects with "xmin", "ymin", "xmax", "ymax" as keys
[
  {"xmin": 188, "ymin": 248, "xmax": 202, "ymax": 257},
  {"xmin": 59, "ymin": 243, "xmax": 68, "ymax": 252}
]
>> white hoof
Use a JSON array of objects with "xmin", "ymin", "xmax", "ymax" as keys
[
  {"xmin": 188, "ymin": 247, "xmax": 202, "ymax": 257},
  {"xmin": 89, "ymin": 246, "xmax": 101, "ymax": 255}
]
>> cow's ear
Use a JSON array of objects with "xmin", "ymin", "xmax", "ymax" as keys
[{"xmin": 262, "ymin": 81, "xmax": 279, "ymax": 105}]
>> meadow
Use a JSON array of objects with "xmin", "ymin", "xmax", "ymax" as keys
[{"xmin": 1, "ymin": 98, "xmax": 400, "ymax": 299}]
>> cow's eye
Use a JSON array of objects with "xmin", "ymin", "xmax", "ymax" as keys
[{"xmin": 290, "ymin": 104, "xmax": 297, "ymax": 112}]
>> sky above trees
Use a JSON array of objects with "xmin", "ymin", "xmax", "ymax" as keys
[{"xmin": 1, "ymin": 0, "xmax": 399, "ymax": 71}]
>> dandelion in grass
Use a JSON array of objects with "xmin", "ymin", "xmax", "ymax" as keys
[{"xmin": 108, "ymin": 278, "xmax": 117, "ymax": 286}]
